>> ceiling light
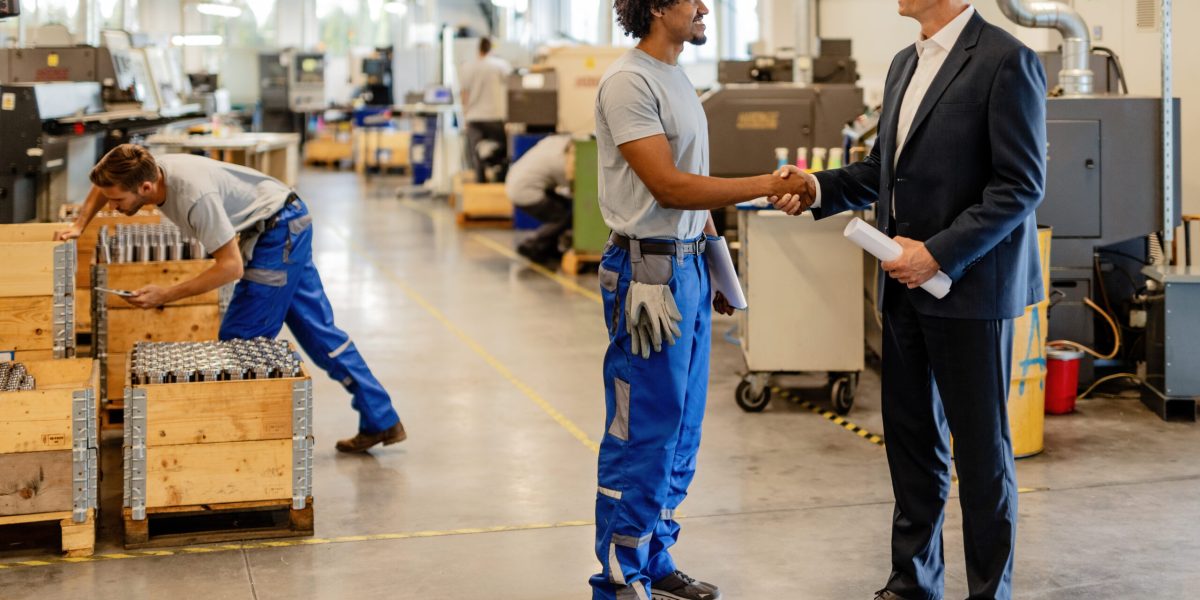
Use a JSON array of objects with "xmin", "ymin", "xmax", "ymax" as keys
[
  {"xmin": 195, "ymin": 3, "xmax": 243, "ymax": 18},
  {"xmin": 171, "ymin": 34, "xmax": 225, "ymax": 46}
]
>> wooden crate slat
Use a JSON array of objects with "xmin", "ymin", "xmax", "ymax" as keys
[
  {"xmin": 0, "ymin": 223, "xmax": 63, "ymax": 243},
  {"xmin": 0, "ymin": 450, "xmax": 74, "ymax": 516},
  {"xmin": 145, "ymin": 439, "xmax": 293, "ymax": 508},
  {"xmin": 144, "ymin": 378, "xmax": 295, "ymax": 446},
  {"xmin": 0, "ymin": 296, "xmax": 55, "ymax": 352},
  {"xmin": 0, "ymin": 390, "xmax": 73, "ymax": 453},
  {"xmin": 98, "ymin": 261, "xmax": 219, "ymax": 308},
  {"xmin": 105, "ymin": 304, "xmax": 221, "ymax": 354},
  {"xmin": 0, "ymin": 242, "xmax": 58, "ymax": 298}
]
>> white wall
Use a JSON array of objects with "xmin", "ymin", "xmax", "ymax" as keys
[{"xmin": 816, "ymin": 0, "xmax": 1198, "ymax": 259}]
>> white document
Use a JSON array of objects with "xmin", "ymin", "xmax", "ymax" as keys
[
  {"xmin": 843, "ymin": 217, "xmax": 952, "ymax": 299},
  {"xmin": 706, "ymin": 237, "xmax": 749, "ymax": 309}
]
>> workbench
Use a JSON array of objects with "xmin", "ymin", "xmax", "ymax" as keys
[{"xmin": 145, "ymin": 133, "xmax": 301, "ymax": 187}]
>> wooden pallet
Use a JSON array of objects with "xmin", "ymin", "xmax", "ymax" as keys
[
  {"xmin": 561, "ymin": 250, "xmax": 603, "ymax": 275},
  {"xmin": 123, "ymin": 499, "xmax": 313, "ymax": 549},
  {"xmin": 0, "ymin": 509, "xmax": 95, "ymax": 557},
  {"xmin": 455, "ymin": 213, "xmax": 514, "ymax": 229}
]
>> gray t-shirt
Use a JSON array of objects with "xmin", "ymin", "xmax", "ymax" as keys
[
  {"xmin": 155, "ymin": 153, "xmax": 292, "ymax": 255},
  {"xmin": 505, "ymin": 134, "xmax": 571, "ymax": 207},
  {"xmin": 595, "ymin": 49, "xmax": 708, "ymax": 241},
  {"xmin": 459, "ymin": 55, "xmax": 512, "ymax": 123}
]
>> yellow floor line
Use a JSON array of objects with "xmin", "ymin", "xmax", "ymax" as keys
[
  {"xmin": 324, "ymin": 225, "xmax": 601, "ymax": 455},
  {"xmin": 399, "ymin": 200, "xmax": 603, "ymax": 305},
  {"xmin": 0, "ymin": 520, "xmax": 596, "ymax": 571}
]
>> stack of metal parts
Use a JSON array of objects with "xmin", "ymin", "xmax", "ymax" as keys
[
  {"xmin": 97, "ymin": 223, "xmax": 205, "ymax": 263},
  {"xmin": 0, "ymin": 361, "xmax": 36, "ymax": 391},
  {"xmin": 130, "ymin": 338, "xmax": 303, "ymax": 385}
]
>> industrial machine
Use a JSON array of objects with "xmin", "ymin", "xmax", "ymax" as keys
[
  {"xmin": 701, "ymin": 83, "xmax": 863, "ymax": 179},
  {"xmin": 258, "ymin": 50, "xmax": 327, "ymax": 134},
  {"xmin": 359, "ymin": 47, "xmax": 394, "ymax": 107},
  {"xmin": 997, "ymin": 0, "xmax": 1188, "ymax": 419},
  {"xmin": 0, "ymin": 82, "xmax": 103, "ymax": 222},
  {"xmin": 506, "ymin": 70, "xmax": 558, "ymax": 131},
  {"xmin": 717, "ymin": 39, "xmax": 859, "ymax": 86}
]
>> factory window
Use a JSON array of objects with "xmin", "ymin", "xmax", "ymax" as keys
[
  {"xmin": 7, "ymin": 0, "xmax": 83, "ymax": 42},
  {"xmin": 562, "ymin": 0, "xmax": 601, "ymax": 45},
  {"xmin": 317, "ymin": 0, "xmax": 393, "ymax": 55}
]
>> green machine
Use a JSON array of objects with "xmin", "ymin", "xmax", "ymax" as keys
[{"xmin": 568, "ymin": 139, "xmax": 609, "ymax": 267}]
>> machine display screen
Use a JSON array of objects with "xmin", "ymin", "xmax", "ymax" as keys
[
  {"xmin": 295, "ymin": 56, "xmax": 324, "ymax": 84},
  {"xmin": 0, "ymin": 0, "xmax": 20, "ymax": 19}
]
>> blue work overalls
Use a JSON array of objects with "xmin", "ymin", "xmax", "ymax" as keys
[
  {"xmin": 590, "ymin": 237, "xmax": 712, "ymax": 600},
  {"xmin": 220, "ymin": 196, "xmax": 400, "ymax": 434}
]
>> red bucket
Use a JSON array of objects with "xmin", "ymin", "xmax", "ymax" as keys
[{"xmin": 1045, "ymin": 349, "xmax": 1085, "ymax": 414}]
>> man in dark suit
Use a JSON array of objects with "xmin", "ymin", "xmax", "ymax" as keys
[{"xmin": 770, "ymin": 2, "xmax": 1046, "ymax": 599}]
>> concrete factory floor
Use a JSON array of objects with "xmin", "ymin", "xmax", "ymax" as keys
[{"xmin": 3, "ymin": 170, "xmax": 1199, "ymax": 599}]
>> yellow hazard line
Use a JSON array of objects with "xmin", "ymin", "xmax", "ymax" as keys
[
  {"xmin": 773, "ymin": 387, "xmax": 887, "ymax": 447},
  {"xmin": 0, "ymin": 520, "xmax": 595, "ymax": 570},
  {"xmin": 324, "ymin": 225, "xmax": 600, "ymax": 454},
  {"xmin": 399, "ymin": 201, "xmax": 604, "ymax": 305}
]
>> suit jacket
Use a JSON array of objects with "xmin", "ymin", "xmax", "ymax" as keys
[{"xmin": 813, "ymin": 11, "xmax": 1047, "ymax": 321}]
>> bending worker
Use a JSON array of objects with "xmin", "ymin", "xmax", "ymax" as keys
[
  {"xmin": 59, "ymin": 144, "xmax": 406, "ymax": 453},
  {"xmin": 591, "ymin": 0, "xmax": 813, "ymax": 598},
  {"xmin": 506, "ymin": 133, "xmax": 575, "ymax": 263}
]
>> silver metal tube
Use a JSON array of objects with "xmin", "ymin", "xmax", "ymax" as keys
[{"xmin": 997, "ymin": 0, "xmax": 1093, "ymax": 95}]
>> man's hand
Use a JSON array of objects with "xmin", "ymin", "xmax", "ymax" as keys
[
  {"xmin": 881, "ymin": 237, "xmax": 941, "ymax": 288},
  {"xmin": 767, "ymin": 165, "xmax": 816, "ymax": 215},
  {"xmin": 55, "ymin": 226, "xmax": 83, "ymax": 241},
  {"xmin": 713, "ymin": 290, "xmax": 734, "ymax": 316},
  {"xmin": 124, "ymin": 284, "xmax": 172, "ymax": 309}
]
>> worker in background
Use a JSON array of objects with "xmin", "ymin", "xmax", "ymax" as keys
[
  {"xmin": 506, "ymin": 134, "xmax": 575, "ymax": 263},
  {"xmin": 590, "ymin": 0, "xmax": 813, "ymax": 598},
  {"xmin": 770, "ymin": 1, "xmax": 1046, "ymax": 598},
  {"xmin": 459, "ymin": 37, "xmax": 512, "ymax": 183},
  {"xmin": 58, "ymin": 145, "xmax": 407, "ymax": 454}
]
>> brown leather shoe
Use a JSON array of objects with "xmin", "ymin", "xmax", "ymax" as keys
[{"xmin": 335, "ymin": 422, "xmax": 407, "ymax": 453}]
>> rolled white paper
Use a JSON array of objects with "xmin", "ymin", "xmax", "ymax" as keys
[
  {"xmin": 706, "ymin": 237, "xmax": 749, "ymax": 310},
  {"xmin": 843, "ymin": 217, "xmax": 952, "ymax": 299}
]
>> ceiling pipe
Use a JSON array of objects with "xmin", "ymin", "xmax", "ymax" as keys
[{"xmin": 997, "ymin": 0, "xmax": 1093, "ymax": 95}]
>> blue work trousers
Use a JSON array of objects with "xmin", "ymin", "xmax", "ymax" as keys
[
  {"xmin": 219, "ymin": 198, "xmax": 400, "ymax": 434},
  {"xmin": 589, "ymin": 239, "xmax": 712, "ymax": 600}
]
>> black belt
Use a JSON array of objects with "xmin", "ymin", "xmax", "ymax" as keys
[
  {"xmin": 610, "ymin": 233, "xmax": 706, "ymax": 256},
  {"xmin": 263, "ymin": 193, "xmax": 302, "ymax": 231}
]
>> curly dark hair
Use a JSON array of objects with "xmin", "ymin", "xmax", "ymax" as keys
[{"xmin": 614, "ymin": 0, "xmax": 682, "ymax": 39}]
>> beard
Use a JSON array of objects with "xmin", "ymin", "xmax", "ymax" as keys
[{"xmin": 688, "ymin": 33, "xmax": 708, "ymax": 46}]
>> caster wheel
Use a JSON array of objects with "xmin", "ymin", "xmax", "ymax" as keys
[
  {"xmin": 831, "ymin": 378, "xmax": 855, "ymax": 415},
  {"xmin": 736, "ymin": 380, "xmax": 771, "ymax": 412}
]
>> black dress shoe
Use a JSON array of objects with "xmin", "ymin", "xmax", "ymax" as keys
[{"xmin": 874, "ymin": 590, "xmax": 907, "ymax": 600}]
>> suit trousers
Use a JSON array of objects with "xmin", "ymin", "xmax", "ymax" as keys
[{"xmin": 880, "ymin": 278, "xmax": 1018, "ymax": 600}]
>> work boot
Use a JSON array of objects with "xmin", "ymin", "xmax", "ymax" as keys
[
  {"xmin": 652, "ymin": 571, "xmax": 721, "ymax": 600},
  {"xmin": 335, "ymin": 422, "xmax": 407, "ymax": 453}
]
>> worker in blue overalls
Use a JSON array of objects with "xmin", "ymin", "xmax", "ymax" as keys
[
  {"xmin": 61, "ymin": 144, "xmax": 405, "ymax": 453},
  {"xmin": 591, "ymin": 2, "xmax": 811, "ymax": 598}
]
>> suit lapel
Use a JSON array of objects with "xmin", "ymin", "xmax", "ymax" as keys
[
  {"xmin": 884, "ymin": 50, "xmax": 918, "ymax": 174},
  {"xmin": 900, "ymin": 12, "xmax": 985, "ymax": 151}
]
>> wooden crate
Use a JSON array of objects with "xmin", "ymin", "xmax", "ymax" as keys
[
  {"xmin": 0, "ymin": 358, "xmax": 99, "ymax": 556},
  {"xmin": 93, "ymin": 260, "xmax": 221, "ymax": 429},
  {"xmin": 304, "ymin": 135, "xmax": 354, "ymax": 167},
  {"xmin": 452, "ymin": 176, "xmax": 514, "ymax": 227},
  {"xmin": 0, "ymin": 224, "xmax": 76, "ymax": 361},
  {"xmin": 354, "ymin": 129, "xmax": 411, "ymax": 175},
  {"xmin": 70, "ymin": 209, "xmax": 163, "ymax": 334},
  {"xmin": 122, "ymin": 353, "xmax": 314, "ymax": 548}
]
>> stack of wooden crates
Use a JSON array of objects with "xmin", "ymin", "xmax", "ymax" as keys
[
  {"xmin": 93, "ymin": 253, "xmax": 221, "ymax": 429},
  {"xmin": 122, "ymin": 345, "xmax": 315, "ymax": 548},
  {"xmin": 0, "ymin": 223, "xmax": 97, "ymax": 557},
  {"xmin": 0, "ymin": 224, "xmax": 76, "ymax": 361}
]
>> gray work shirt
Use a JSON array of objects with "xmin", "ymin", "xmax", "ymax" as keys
[
  {"xmin": 155, "ymin": 153, "xmax": 292, "ymax": 256},
  {"xmin": 459, "ymin": 55, "xmax": 512, "ymax": 123},
  {"xmin": 595, "ymin": 48, "xmax": 708, "ymax": 241},
  {"xmin": 505, "ymin": 134, "xmax": 572, "ymax": 207}
]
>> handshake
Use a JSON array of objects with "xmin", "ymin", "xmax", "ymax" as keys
[{"xmin": 765, "ymin": 166, "xmax": 818, "ymax": 216}]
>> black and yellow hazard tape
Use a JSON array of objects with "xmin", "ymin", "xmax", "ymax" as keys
[
  {"xmin": 0, "ymin": 519, "xmax": 595, "ymax": 571},
  {"xmin": 772, "ymin": 386, "xmax": 886, "ymax": 447}
]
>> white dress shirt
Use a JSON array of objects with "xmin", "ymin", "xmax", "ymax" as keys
[{"xmin": 811, "ymin": 5, "xmax": 976, "ymax": 210}]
